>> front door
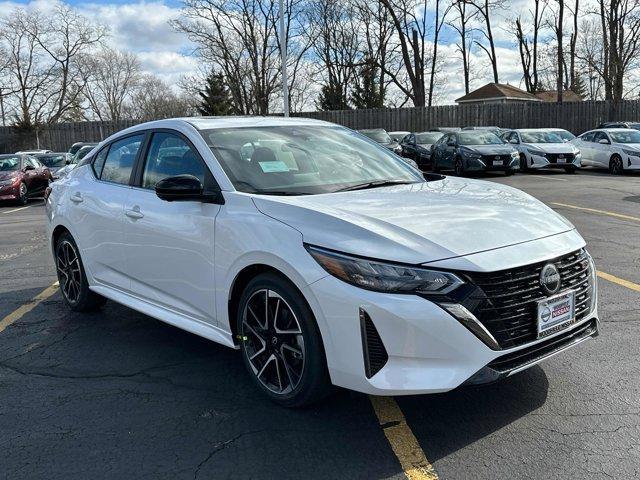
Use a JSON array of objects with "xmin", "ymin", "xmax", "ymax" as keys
[{"xmin": 121, "ymin": 131, "xmax": 221, "ymax": 325}]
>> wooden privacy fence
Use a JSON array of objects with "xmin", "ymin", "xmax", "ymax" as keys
[{"xmin": 1, "ymin": 100, "xmax": 639, "ymax": 153}]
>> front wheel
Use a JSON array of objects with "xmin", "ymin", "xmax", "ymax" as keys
[
  {"xmin": 609, "ymin": 155, "xmax": 624, "ymax": 175},
  {"xmin": 519, "ymin": 153, "xmax": 528, "ymax": 172},
  {"xmin": 454, "ymin": 157, "xmax": 465, "ymax": 176},
  {"xmin": 17, "ymin": 182, "xmax": 28, "ymax": 205},
  {"xmin": 237, "ymin": 273, "xmax": 331, "ymax": 407},
  {"xmin": 565, "ymin": 165, "xmax": 577, "ymax": 174},
  {"xmin": 55, "ymin": 232, "xmax": 107, "ymax": 311}
]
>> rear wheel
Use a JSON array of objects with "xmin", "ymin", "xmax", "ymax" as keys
[
  {"xmin": 55, "ymin": 232, "xmax": 107, "ymax": 311},
  {"xmin": 609, "ymin": 155, "xmax": 624, "ymax": 175},
  {"xmin": 237, "ymin": 273, "xmax": 330, "ymax": 407},
  {"xmin": 565, "ymin": 165, "xmax": 577, "ymax": 174}
]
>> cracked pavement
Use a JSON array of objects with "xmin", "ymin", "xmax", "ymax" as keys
[{"xmin": 0, "ymin": 170, "xmax": 639, "ymax": 479}]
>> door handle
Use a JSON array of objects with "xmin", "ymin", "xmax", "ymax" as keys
[
  {"xmin": 70, "ymin": 193, "xmax": 83, "ymax": 203},
  {"xmin": 125, "ymin": 207, "xmax": 144, "ymax": 219}
]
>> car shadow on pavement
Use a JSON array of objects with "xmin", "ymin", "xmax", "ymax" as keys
[{"xmin": 397, "ymin": 365, "xmax": 549, "ymax": 463}]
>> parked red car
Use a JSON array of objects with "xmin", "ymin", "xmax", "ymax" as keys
[{"xmin": 0, "ymin": 154, "xmax": 52, "ymax": 205}]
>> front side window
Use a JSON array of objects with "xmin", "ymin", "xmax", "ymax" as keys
[
  {"xmin": 593, "ymin": 132, "xmax": 609, "ymax": 143},
  {"xmin": 416, "ymin": 132, "xmax": 443, "ymax": 144},
  {"xmin": 142, "ymin": 132, "xmax": 206, "ymax": 189},
  {"xmin": 200, "ymin": 126, "xmax": 422, "ymax": 195},
  {"xmin": 100, "ymin": 134, "xmax": 144, "ymax": 185}
]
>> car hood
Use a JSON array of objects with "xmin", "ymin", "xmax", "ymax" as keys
[
  {"xmin": 0, "ymin": 171, "xmax": 19, "ymax": 181},
  {"xmin": 523, "ymin": 143, "xmax": 577, "ymax": 153},
  {"xmin": 252, "ymin": 177, "xmax": 575, "ymax": 264},
  {"xmin": 417, "ymin": 143, "xmax": 434, "ymax": 149},
  {"xmin": 461, "ymin": 145, "xmax": 515, "ymax": 155},
  {"xmin": 619, "ymin": 143, "xmax": 640, "ymax": 151}
]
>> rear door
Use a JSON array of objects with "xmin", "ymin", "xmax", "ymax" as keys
[
  {"xmin": 121, "ymin": 130, "xmax": 221, "ymax": 325},
  {"xmin": 66, "ymin": 133, "xmax": 146, "ymax": 292}
]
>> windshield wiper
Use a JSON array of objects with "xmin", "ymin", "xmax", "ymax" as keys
[{"xmin": 334, "ymin": 180, "xmax": 420, "ymax": 192}]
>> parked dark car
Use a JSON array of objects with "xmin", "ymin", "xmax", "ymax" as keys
[
  {"xmin": 68, "ymin": 142, "xmax": 96, "ymax": 156},
  {"xmin": 597, "ymin": 121, "xmax": 640, "ymax": 130},
  {"xmin": 72, "ymin": 143, "xmax": 98, "ymax": 163},
  {"xmin": 0, "ymin": 154, "xmax": 52, "ymax": 204},
  {"xmin": 32, "ymin": 152, "xmax": 73, "ymax": 180},
  {"xmin": 400, "ymin": 131, "xmax": 444, "ymax": 168},
  {"xmin": 357, "ymin": 128, "xmax": 419, "ymax": 169},
  {"xmin": 431, "ymin": 131, "xmax": 519, "ymax": 176}
]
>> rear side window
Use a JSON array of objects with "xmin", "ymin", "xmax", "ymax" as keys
[
  {"xmin": 100, "ymin": 134, "xmax": 144, "ymax": 185},
  {"xmin": 141, "ymin": 132, "xmax": 206, "ymax": 189}
]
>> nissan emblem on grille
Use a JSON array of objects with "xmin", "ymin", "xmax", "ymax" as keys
[{"xmin": 540, "ymin": 263, "xmax": 561, "ymax": 295}]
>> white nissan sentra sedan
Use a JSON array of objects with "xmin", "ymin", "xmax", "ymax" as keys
[
  {"xmin": 502, "ymin": 129, "xmax": 582, "ymax": 173},
  {"xmin": 45, "ymin": 117, "xmax": 599, "ymax": 407}
]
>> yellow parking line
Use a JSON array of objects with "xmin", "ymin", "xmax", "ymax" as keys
[
  {"xmin": 597, "ymin": 271, "xmax": 640, "ymax": 293},
  {"xmin": 2, "ymin": 206, "xmax": 29, "ymax": 214},
  {"xmin": 370, "ymin": 396, "xmax": 438, "ymax": 480},
  {"xmin": 0, "ymin": 282, "xmax": 59, "ymax": 334},
  {"xmin": 551, "ymin": 202, "xmax": 640, "ymax": 223}
]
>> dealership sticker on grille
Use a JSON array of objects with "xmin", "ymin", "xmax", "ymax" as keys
[
  {"xmin": 537, "ymin": 290, "xmax": 576, "ymax": 338},
  {"xmin": 557, "ymin": 155, "xmax": 566, "ymax": 163},
  {"xmin": 493, "ymin": 160, "xmax": 504, "ymax": 166}
]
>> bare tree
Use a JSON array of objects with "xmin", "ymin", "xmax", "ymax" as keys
[
  {"xmin": 514, "ymin": 0, "xmax": 546, "ymax": 93},
  {"xmin": 468, "ymin": 0, "xmax": 503, "ymax": 84},
  {"xmin": 553, "ymin": 0, "xmax": 565, "ymax": 102},
  {"xmin": 125, "ymin": 75, "xmax": 194, "ymax": 121},
  {"xmin": 377, "ymin": 0, "xmax": 430, "ymax": 107},
  {"xmin": 567, "ymin": 0, "xmax": 580, "ymax": 93},
  {"xmin": 428, "ymin": 0, "xmax": 452, "ymax": 106},
  {"xmin": 79, "ymin": 48, "xmax": 142, "ymax": 121},
  {"xmin": 448, "ymin": 1, "xmax": 475, "ymax": 95}
]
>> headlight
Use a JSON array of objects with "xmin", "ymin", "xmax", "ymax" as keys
[
  {"xmin": 393, "ymin": 145, "xmax": 402, "ymax": 153},
  {"xmin": 623, "ymin": 149, "xmax": 640, "ymax": 157},
  {"xmin": 528, "ymin": 148, "xmax": 547, "ymax": 157},
  {"xmin": 510, "ymin": 151, "xmax": 519, "ymax": 158},
  {"xmin": 306, "ymin": 245, "xmax": 464, "ymax": 295},
  {"xmin": 0, "ymin": 178, "xmax": 16, "ymax": 187},
  {"xmin": 460, "ymin": 148, "xmax": 481, "ymax": 159}
]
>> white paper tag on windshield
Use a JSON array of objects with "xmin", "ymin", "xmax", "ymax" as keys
[{"xmin": 259, "ymin": 161, "xmax": 289, "ymax": 173}]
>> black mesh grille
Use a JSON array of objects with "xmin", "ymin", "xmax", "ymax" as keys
[
  {"xmin": 546, "ymin": 153, "xmax": 575, "ymax": 164},
  {"xmin": 481, "ymin": 154, "xmax": 512, "ymax": 165},
  {"xmin": 463, "ymin": 249, "xmax": 593, "ymax": 349},
  {"xmin": 360, "ymin": 310, "xmax": 388, "ymax": 378}
]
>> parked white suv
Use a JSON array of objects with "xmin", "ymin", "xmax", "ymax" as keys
[
  {"xmin": 45, "ymin": 117, "xmax": 599, "ymax": 406},
  {"xmin": 502, "ymin": 129, "xmax": 581, "ymax": 173},
  {"xmin": 571, "ymin": 128, "xmax": 640, "ymax": 174}
]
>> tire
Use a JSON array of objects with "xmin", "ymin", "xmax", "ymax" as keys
[
  {"xmin": 454, "ymin": 157, "xmax": 465, "ymax": 176},
  {"xmin": 505, "ymin": 169, "xmax": 515, "ymax": 176},
  {"xmin": 432, "ymin": 158, "xmax": 440, "ymax": 173},
  {"xmin": 519, "ymin": 153, "xmax": 529, "ymax": 172},
  {"xmin": 237, "ymin": 273, "xmax": 331, "ymax": 407},
  {"xmin": 609, "ymin": 155, "xmax": 624, "ymax": 175},
  {"xmin": 17, "ymin": 182, "xmax": 28, "ymax": 205},
  {"xmin": 565, "ymin": 165, "xmax": 577, "ymax": 174},
  {"xmin": 55, "ymin": 232, "xmax": 107, "ymax": 312}
]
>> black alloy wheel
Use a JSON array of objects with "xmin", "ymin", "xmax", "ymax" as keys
[
  {"xmin": 238, "ymin": 273, "xmax": 330, "ymax": 407},
  {"xmin": 609, "ymin": 155, "xmax": 624, "ymax": 175},
  {"xmin": 55, "ymin": 232, "xmax": 107, "ymax": 311},
  {"xmin": 519, "ymin": 153, "xmax": 528, "ymax": 172},
  {"xmin": 454, "ymin": 157, "xmax": 465, "ymax": 176},
  {"xmin": 18, "ymin": 182, "xmax": 28, "ymax": 205}
]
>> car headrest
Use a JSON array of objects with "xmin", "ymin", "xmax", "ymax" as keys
[{"xmin": 251, "ymin": 147, "xmax": 277, "ymax": 163}]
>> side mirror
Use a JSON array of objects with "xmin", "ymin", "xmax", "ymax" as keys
[
  {"xmin": 447, "ymin": 139, "xmax": 455, "ymax": 147},
  {"xmin": 65, "ymin": 159, "xmax": 71, "ymax": 165},
  {"xmin": 155, "ymin": 175, "xmax": 223, "ymax": 203},
  {"xmin": 598, "ymin": 138, "xmax": 610, "ymax": 145},
  {"xmin": 23, "ymin": 164, "xmax": 35, "ymax": 171}
]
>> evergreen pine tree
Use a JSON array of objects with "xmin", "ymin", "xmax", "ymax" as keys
[
  {"xmin": 351, "ymin": 59, "xmax": 385, "ymax": 109},
  {"xmin": 317, "ymin": 83, "xmax": 350, "ymax": 111},
  {"xmin": 198, "ymin": 71, "xmax": 234, "ymax": 116}
]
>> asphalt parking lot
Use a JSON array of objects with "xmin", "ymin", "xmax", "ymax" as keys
[{"xmin": 1, "ymin": 169, "xmax": 639, "ymax": 480}]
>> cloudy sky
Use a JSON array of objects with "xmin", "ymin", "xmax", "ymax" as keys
[{"xmin": 2, "ymin": 0, "xmax": 539, "ymax": 107}]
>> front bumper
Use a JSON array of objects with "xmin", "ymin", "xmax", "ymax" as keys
[
  {"xmin": 308, "ymin": 251, "xmax": 598, "ymax": 396},
  {"xmin": 529, "ymin": 153, "xmax": 581, "ymax": 169},
  {"xmin": 465, "ymin": 157, "xmax": 519, "ymax": 172},
  {"xmin": 0, "ymin": 183, "xmax": 19, "ymax": 200}
]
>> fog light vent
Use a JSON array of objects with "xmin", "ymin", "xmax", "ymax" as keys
[{"xmin": 359, "ymin": 308, "xmax": 388, "ymax": 378}]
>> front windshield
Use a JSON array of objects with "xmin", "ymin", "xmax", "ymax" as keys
[
  {"xmin": 551, "ymin": 130, "xmax": 575, "ymax": 141},
  {"xmin": 0, "ymin": 156, "xmax": 20, "ymax": 171},
  {"xmin": 520, "ymin": 131, "xmax": 564, "ymax": 143},
  {"xmin": 201, "ymin": 126, "xmax": 423, "ymax": 195},
  {"xmin": 610, "ymin": 130, "xmax": 640, "ymax": 143},
  {"xmin": 458, "ymin": 132, "xmax": 503, "ymax": 145},
  {"xmin": 36, "ymin": 154, "xmax": 67, "ymax": 167},
  {"xmin": 416, "ymin": 133, "xmax": 444, "ymax": 144},
  {"xmin": 360, "ymin": 130, "xmax": 392, "ymax": 143}
]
